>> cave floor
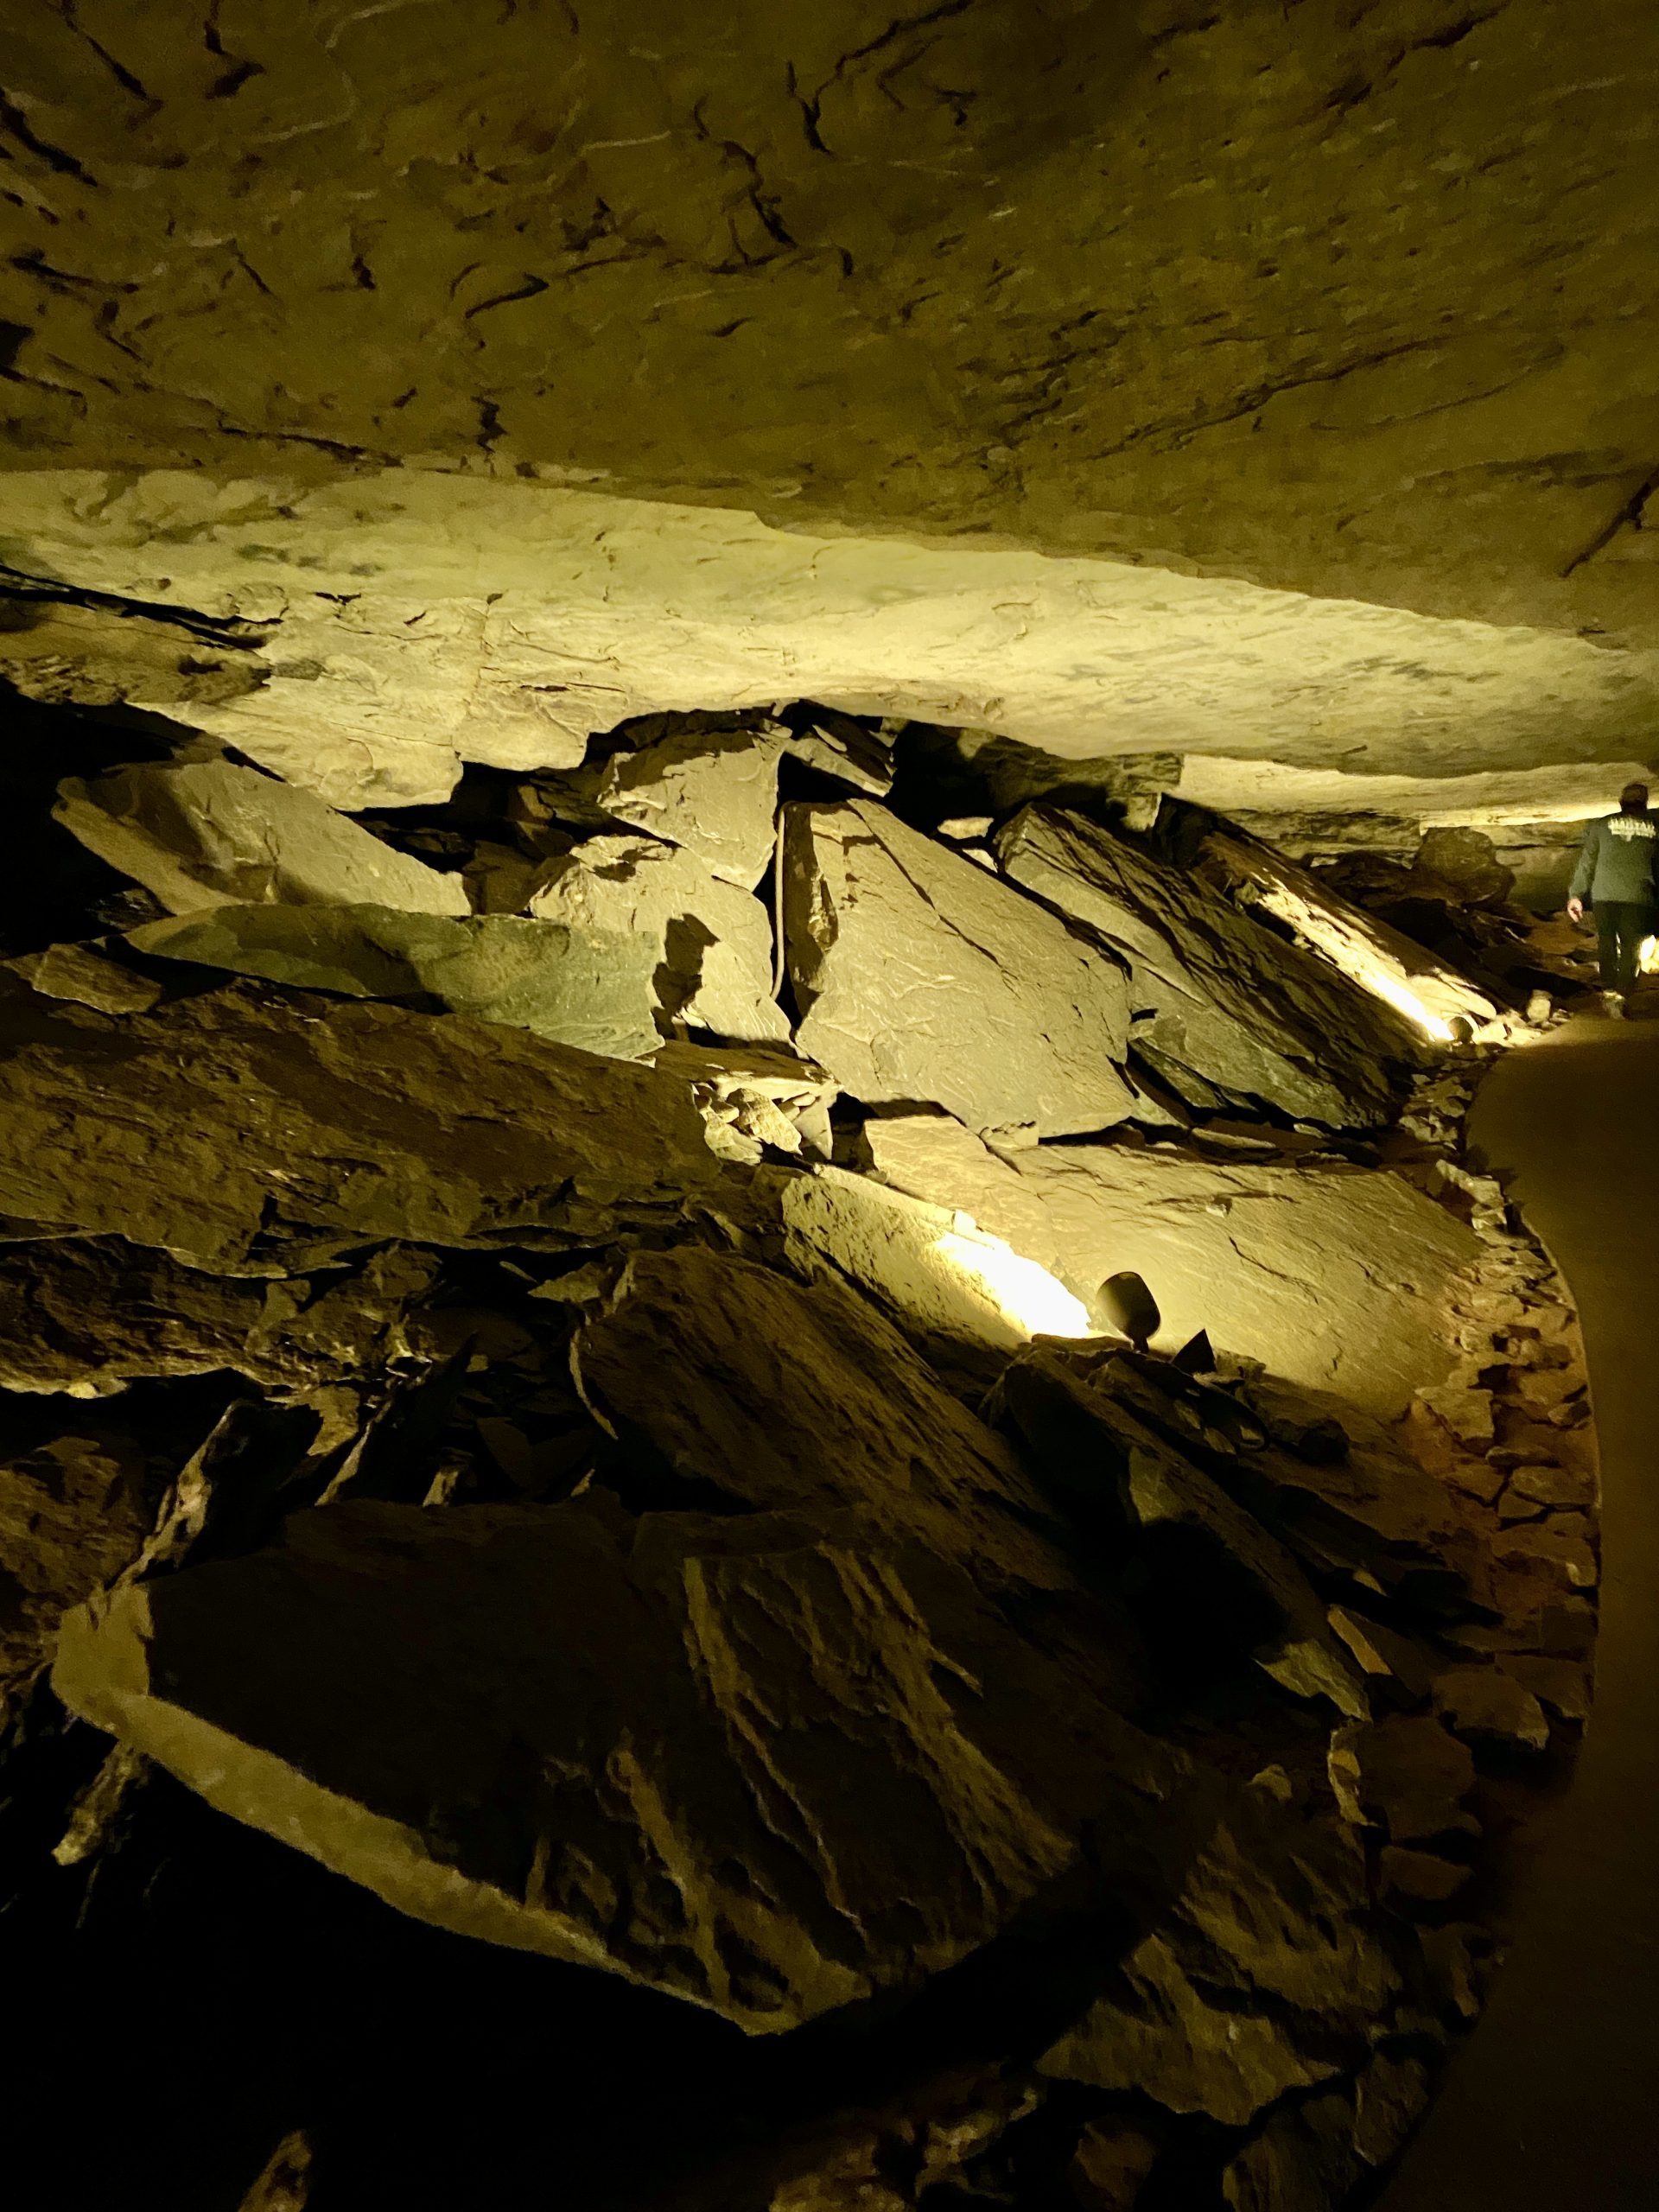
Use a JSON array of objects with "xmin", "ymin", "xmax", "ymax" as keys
[{"xmin": 1382, "ymin": 1007, "xmax": 1659, "ymax": 2209}]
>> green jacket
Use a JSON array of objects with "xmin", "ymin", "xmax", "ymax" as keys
[{"xmin": 1570, "ymin": 810, "xmax": 1659, "ymax": 906}]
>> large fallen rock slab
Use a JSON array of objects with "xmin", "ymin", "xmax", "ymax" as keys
[
  {"xmin": 1093, "ymin": 1359, "xmax": 1479, "ymax": 1600},
  {"xmin": 128, "ymin": 904, "xmax": 663, "ymax": 1061},
  {"xmin": 1192, "ymin": 813, "xmax": 1505, "ymax": 1038},
  {"xmin": 785, "ymin": 802, "xmax": 1136, "ymax": 1138},
  {"xmin": 53, "ymin": 1493, "xmax": 1185, "ymax": 2033},
  {"xmin": 1040, "ymin": 1783, "xmax": 1393, "ymax": 2122},
  {"xmin": 597, "ymin": 722, "xmax": 785, "ymax": 887},
  {"xmin": 0, "ymin": 1241, "xmax": 440, "ymax": 1396},
  {"xmin": 528, "ymin": 834, "xmax": 789, "ymax": 1045},
  {"xmin": 56, "ymin": 760, "xmax": 470, "ymax": 918},
  {"xmin": 1039, "ymin": 1931, "xmax": 1338, "ymax": 2126},
  {"xmin": 995, "ymin": 805, "xmax": 1411, "ymax": 1127},
  {"xmin": 0, "ymin": 975, "xmax": 724, "ymax": 1273},
  {"xmin": 573, "ymin": 1245, "xmax": 1072, "ymax": 1599},
  {"xmin": 868, "ymin": 1122, "xmax": 1480, "ymax": 1420}
]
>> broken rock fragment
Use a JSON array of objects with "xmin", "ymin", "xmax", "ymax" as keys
[
  {"xmin": 995, "ymin": 805, "xmax": 1408, "ymax": 1127},
  {"xmin": 129, "ymin": 903, "xmax": 663, "ymax": 1061},
  {"xmin": 785, "ymin": 801, "xmax": 1135, "ymax": 1137},
  {"xmin": 10, "ymin": 941, "xmax": 163, "ymax": 1015},
  {"xmin": 597, "ymin": 721, "xmax": 785, "ymax": 886},
  {"xmin": 1328, "ymin": 1714, "xmax": 1477, "ymax": 1843},
  {"xmin": 56, "ymin": 760, "xmax": 470, "ymax": 918},
  {"xmin": 529, "ymin": 834, "xmax": 788, "ymax": 1044}
]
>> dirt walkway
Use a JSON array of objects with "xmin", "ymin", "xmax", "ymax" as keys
[{"xmin": 1383, "ymin": 1014, "xmax": 1659, "ymax": 2207}]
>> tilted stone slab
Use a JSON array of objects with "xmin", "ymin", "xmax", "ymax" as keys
[
  {"xmin": 129, "ymin": 903, "xmax": 663, "ymax": 1061},
  {"xmin": 995, "ymin": 805, "xmax": 1411, "ymax": 1127},
  {"xmin": 784, "ymin": 801, "xmax": 1135, "ymax": 1137},
  {"xmin": 53, "ymin": 1491, "xmax": 1185, "ymax": 2035},
  {"xmin": 529, "ymin": 835, "xmax": 789, "ymax": 1045},
  {"xmin": 55, "ymin": 760, "xmax": 470, "ymax": 917},
  {"xmin": 598, "ymin": 722, "xmax": 786, "ymax": 887},
  {"xmin": 0, "ymin": 975, "xmax": 723, "ymax": 1274}
]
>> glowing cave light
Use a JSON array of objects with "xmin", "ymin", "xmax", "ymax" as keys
[{"xmin": 929, "ymin": 1227, "xmax": 1094, "ymax": 1340}]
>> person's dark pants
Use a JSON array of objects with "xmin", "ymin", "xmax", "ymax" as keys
[{"xmin": 1594, "ymin": 901, "xmax": 1656, "ymax": 994}]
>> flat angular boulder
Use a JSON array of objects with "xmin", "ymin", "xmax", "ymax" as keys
[
  {"xmin": 529, "ymin": 835, "xmax": 789, "ymax": 1045},
  {"xmin": 866, "ymin": 1124, "xmax": 1481, "ymax": 1420},
  {"xmin": 597, "ymin": 723, "xmax": 786, "ymax": 887},
  {"xmin": 782, "ymin": 709, "xmax": 895, "ymax": 798},
  {"xmin": 56, "ymin": 760, "xmax": 470, "ymax": 918},
  {"xmin": 0, "ymin": 975, "xmax": 723, "ymax": 1273},
  {"xmin": 784, "ymin": 802, "xmax": 1135, "ymax": 1138},
  {"xmin": 128, "ymin": 904, "xmax": 663, "ymax": 1061},
  {"xmin": 53, "ymin": 1491, "xmax": 1183, "ymax": 2035},
  {"xmin": 994, "ymin": 806, "xmax": 1409, "ymax": 1127}
]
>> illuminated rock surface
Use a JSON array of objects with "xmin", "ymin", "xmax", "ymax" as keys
[
  {"xmin": 55, "ymin": 760, "xmax": 471, "ymax": 917},
  {"xmin": 785, "ymin": 800, "xmax": 1136, "ymax": 1136},
  {"xmin": 866, "ymin": 1116, "xmax": 1482, "ymax": 1418},
  {"xmin": 527, "ymin": 833, "xmax": 790, "ymax": 1044},
  {"xmin": 995, "ymin": 804, "xmax": 1417, "ymax": 1125}
]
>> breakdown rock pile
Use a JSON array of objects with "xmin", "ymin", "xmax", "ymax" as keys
[{"xmin": 0, "ymin": 693, "xmax": 1598, "ymax": 2212}]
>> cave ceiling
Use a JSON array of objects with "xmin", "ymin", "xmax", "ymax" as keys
[{"xmin": 2, "ymin": 0, "xmax": 1656, "ymax": 792}]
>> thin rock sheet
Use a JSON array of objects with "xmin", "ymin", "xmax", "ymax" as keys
[
  {"xmin": 129, "ymin": 903, "xmax": 663, "ymax": 1061},
  {"xmin": 56, "ymin": 760, "xmax": 471, "ymax": 918}
]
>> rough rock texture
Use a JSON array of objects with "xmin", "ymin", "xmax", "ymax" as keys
[
  {"xmin": 2, "ymin": 1, "xmax": 1656, "ymax": 653},
  {"xmin": 528, "ymin": 834, "xmax": 789, "ymax": 1045},
  {"xmin": 864, "ymin": 1119, "xmax": 1482, "ymax": 1418},
  {"xmin": 55, "ymin": 760, "xmax": 470, "ymax": 916},
  {"xmin": 0, "ymin": 1240, "xmax": 439, "ymax": 1398},
  {"xmin": 572, "ymin": 1247, "xmax": 1070, "ymax": 1597},
  {"xmin": 785, "ymin": 802, "xmax": 1135, "ymax": 1137},
  {"xmin": 129, "ymin": 903, "xmax": 664, "ymax": 1061},
  {"xmin": 1, "ymin": 1427, "xmax": 154, "ymax": 1700},
  {"xmin": 598, "ymin": 722, "xmax": 785, "ymax": 887},
  {"xmin": 995, "ymin": 805, "xmax": 1414, "ymax": 1125},
  {"xmin": 0, "ymin": 975, "xmax": 723, "ymax": 1271},
  {"xmin": 648, "ymin": 1041, "xmax": 836, "ymax": 1163},
  {"xmin": 52, "ymin": 1491, "xmax": 1178, "ymax": 2033},
  {"xmin": 7, "ymin": 479, "xmax": 1655, "ymax": 813},
  {"xmin": 1194, "ymin": 822, "xmax": 1504, "ymax": 1037}
]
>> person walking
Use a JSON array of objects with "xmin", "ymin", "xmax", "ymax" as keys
[{"xmin": 1567, "ymin": 780, "xmax": 1659, "ymax": 1016}]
